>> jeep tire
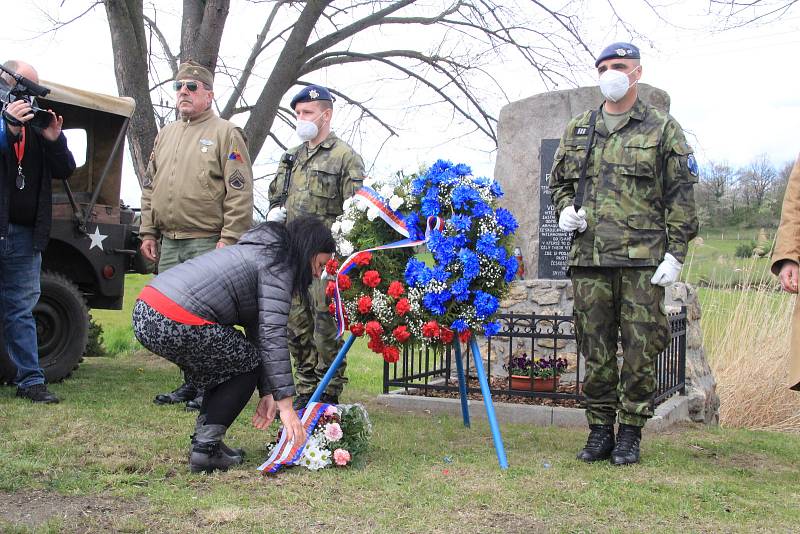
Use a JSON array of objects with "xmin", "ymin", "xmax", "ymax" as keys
[{"xmin": 0, "ymin": 271, "xmax": 88, "ymax": 384}]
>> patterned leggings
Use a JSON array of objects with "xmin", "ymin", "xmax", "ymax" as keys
[{"xmin": 132, "ymin": 300, "xmax": 260, "ymax": 391}]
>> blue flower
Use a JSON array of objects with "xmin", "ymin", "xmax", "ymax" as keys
[
  {"xmin": 495, "ymin": 208, "xmax": 518, "ymax": 235},
  {"xmin": 471, "ymin": 200, "xmax": 492, "ymax": 218},
  {"xmin": 404, "ymin": 212, "xmax": 425, "ymax": 240},
  {"xmin": 489, "ymin": 180, "xmax": 504, "ymax": 198},
  {"xmin": 476, "ymin": 233, "xmax": 503, "ymax": 260},
  {"xmin": 451, "ymin": 318, "xmax": 469, "ymax": 332},
  {"xmin": 411, "ymin": 176, "xmax": 428, "ymax": 196},
  {"xmin": 458, "ymin": 249, "xmax": 480, "ymax": 280},
  {"xmin": 423, "ymin": 290, "xmax": 450, "ymax": 316},
  {"xmin": 453, "ymin": 163, "xmax": 472, "ymax": 176},
  {"xmin": 451, "ymin": 278, "xmax": 471, "ymax": 302},
  {"xmin": 450, "ymin": 214, "xmax": 473, "ymax": 233},
  {"xmin": 504, "ymin": 255, "xmax": 518, "ymax": 282},
  {"xmin": 474, "ymin": 291, "xmax": 499, "ymax": 319},
  {"xmin": 483, "ymin": 321, "xmax": 501, "ymax": 337},
  {"xmin": 431, "ymin": 266, "xmax": 451, "ymax": 283},
  {"xmin": 428, "ymin": 231, "xmax": 458, "ymax": 265},
  {"xmin": 421, "ymin": 186, "xmax": 441, "ymax": 216},
  {"xmin": 452, "ymin": 185, "xmax": 481, "ymax": 211},
  {"xmin": 405, "ymin": 258, "xmax": 431, "ymax": 287}
]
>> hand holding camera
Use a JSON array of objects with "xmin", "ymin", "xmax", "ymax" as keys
[{"xmin": 3, "ymin": 99, "xmax": 59, "ymax": 139}]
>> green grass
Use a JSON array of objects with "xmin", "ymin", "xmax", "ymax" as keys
[
  {"xmin": 1, "ymin": 273, "xmax": 799, "ymax": 532},
  {"xmin": 89, "ymin": 274, "xmax": 152, "ymax": 355}
]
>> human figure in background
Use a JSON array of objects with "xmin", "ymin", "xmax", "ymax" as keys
[
  {"xmin": 770, "ymin": 154, "xmax": 800, "ymax": 391},
  {"xmin": 266, "ymin": 84, "xmax": 365, "ymax": 409},
  {"xmin": 139, "ymin": 60, "xmax": 254, "ymax": 411},
  {"xmin": 549, "ymin": 42, "xmax": 698, "ymax": 465},
  {"xmin": 0, "ymin": 60, "xmax": 76, "ymax": 404}
]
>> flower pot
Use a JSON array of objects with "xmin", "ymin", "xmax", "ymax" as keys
[{"xmin": 509, "ymin": 375, "xmax": 559, "ymax": 392}]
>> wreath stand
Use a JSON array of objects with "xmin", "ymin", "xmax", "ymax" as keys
[{"xmin": 308, "ymin": 334, "xmax": 509, "ymax": 470}]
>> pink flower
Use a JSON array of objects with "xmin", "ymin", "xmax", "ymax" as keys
[
  {"xmin": 333, "ymin": 448, "xmax": 351, "ymax": 466},
  {"xmin": 324, "ymin": 405, "xmax": 338, "ymax": 417},
  {"xmin": 324, "ymin": 422, "xmax": 343, "ymax": 442}
]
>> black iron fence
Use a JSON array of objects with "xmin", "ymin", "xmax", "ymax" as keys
[{"xmin": 383, "ymin": 308, "xmax": 687, "ymax": 408}]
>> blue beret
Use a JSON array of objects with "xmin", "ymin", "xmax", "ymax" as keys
[
  {"xmin": 595, "ymin": 42, "xmax": 640, "ymax": 67},
  {"xmin": 290, "ymin": 84, "xmax": 335, "ymax": 110}
]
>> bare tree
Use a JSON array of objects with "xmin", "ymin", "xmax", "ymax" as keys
[
  {"xmin": 738, "ymin": 154, "xmax": 777, "ymax": 209},
  {"xmin": 699, "ymin": 160, "xmax": 735, "ymax": 215},
  {"xmin": 709, "ymin": 0, "xmax": 799, "ymax": 28}
]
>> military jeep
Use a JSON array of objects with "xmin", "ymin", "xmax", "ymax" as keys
[{"xmin": 0, "ymin": 80, "xmax": 149, "ymax": 383}]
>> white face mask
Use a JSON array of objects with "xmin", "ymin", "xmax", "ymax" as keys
[
  {"xmin": 296, "ymin": 119, "xmax": 319, "ymax": 142},
  {"xmin": 598, "ymin": 66, "xmax": 640, "ymax": 102}
]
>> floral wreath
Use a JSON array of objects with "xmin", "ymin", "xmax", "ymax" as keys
[{"xmin": 326, "ymin": 160, "xmax": 518, "ymax": 363}]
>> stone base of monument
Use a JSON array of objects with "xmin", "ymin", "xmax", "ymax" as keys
[{"xmin": 377, "ymin": 388, "xmax": 689, "ymax": 432}]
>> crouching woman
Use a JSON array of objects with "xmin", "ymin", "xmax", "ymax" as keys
[{"xmin": 132, "ymin": 215, "xmax": 335, "ymax": 473}]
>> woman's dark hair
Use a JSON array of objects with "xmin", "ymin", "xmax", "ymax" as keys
[{"xmin": 264, "ymin": 215, "xmax": 335, "ymax": 304}]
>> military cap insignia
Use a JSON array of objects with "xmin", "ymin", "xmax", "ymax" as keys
[
  {"xmin": 615, "ymin": 48, "xmax": 628, "ymax": 56},
  {"xmin": 229, "ymin": 169, "xmax": 246, "ymax": 190},
  {"xmin": 309, "ymin": 89, "xmax": 319, "ymax": 99}
]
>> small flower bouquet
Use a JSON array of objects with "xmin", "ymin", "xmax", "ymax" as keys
[
  {"xmin": 261, "ymin": 403, "xmax": 372, "ymax": 474},
  {"xmin": 505, "ymin": 353, "xmax": 568, "ymax": 391},
  {"xmin": 328, "ymin": 160, "xmax": 519, "ymax": 362}
]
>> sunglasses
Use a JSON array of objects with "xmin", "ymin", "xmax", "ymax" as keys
[{"xmin": 173, "ymin": 80, "xmax": 200, "ymax": 92}]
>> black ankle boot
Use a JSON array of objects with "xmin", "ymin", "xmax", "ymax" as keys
[
  {"xmin": 154, "ymin": 382, "xmax": 197, "ymax": 405},
  {"xmin": 576, "ymin": 424, "xmax": 615, "ymax": 462},
  {"xmin": 185, "ymin": 392, "xmax": 204, "ymax": 412},
  {"xmin": 189, "ymin": 424, "xmax": 244, "ymax": 473},
  {"xmin": 192, "ymin": 414, "xmax": 244, "ymax": 460},
  {"xmin": 610, "ymin": 424, "xmax": 642, "ymax": 465}
]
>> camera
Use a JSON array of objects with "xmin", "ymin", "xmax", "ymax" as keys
[{"xmin": 0, "ymin": 65, "xmax": 54, "ymax": 130}]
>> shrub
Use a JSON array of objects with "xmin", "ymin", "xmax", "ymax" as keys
[{"xmin": 734, "ymin": 241, "xmax": 757, "ymax": 258}]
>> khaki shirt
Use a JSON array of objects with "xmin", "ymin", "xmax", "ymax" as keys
[
  {"xmin": 549, "ymin": 98, "xmax": 698, "ymax": 267},
  {"xmin": 268, "ymin": 132, "xmax": 364, "ymax": 228},
  {"xmin": 140, "ymin": 109, "xmax": 254, "ymax": 245}
]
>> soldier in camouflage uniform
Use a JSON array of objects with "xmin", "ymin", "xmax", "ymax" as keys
[
  {"xmin": 266, "ymin": 85, "xmax": 365, "ymax": 409},
  {"xmin": 548, "ymin": 43, "xmax": 698, "ymax": 465}
]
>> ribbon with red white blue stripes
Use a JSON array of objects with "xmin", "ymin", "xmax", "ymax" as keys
[
  {"xmin": 257, "ymin": 402, "xmax": 330, "ymax": 474},
  {"xmin": 333, "ymin": 189, "xmax": 444, "ymax": 337}
]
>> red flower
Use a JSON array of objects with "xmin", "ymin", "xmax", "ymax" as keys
[
  {"xmin": 439, "ymin": 327, "xmax": 454, "ymax": 344},
  {"xmin": 392, "ymin": 325, "xmax": 411, "ymax": 343},
  {"xmin": 459, "ymin": 329, "xmax": 472, "ymax": 343},
  {"xmin": 383, "ymin": 345, "xmax": 400, "ymax": 363},
  {"xmin": 368, "ymin": 336, "xmax": 385, "ymax": 354},
  {"xmin": 354, "ymin": 252, "xmax": 372, "ymax": 267},
  {"xmin": 358, "ymin": 295, "xmax": 372, "ymax": 314},
  {"xmin": 325, "ymin": 281, "xmax": 336, "ymax": 298},
  {"xmin": 362, "ymin": 270, "xmax": 381, "ymax": 288},
  {"xmin": 328, "ymin": 302, "xmax": 336, "ymax": 315},
  {"xmin": 395, "ymin": 298, "xmax": 411, "ymax": 316},
  {"xmin": 337, "ymin": 274, "xmax": 352, "ymax": 291},
  {"xmin": 365, "ymin": 321, "xmax": 383, "ymax": 338},
  {"xmin": 422, "ymin": 320, "xmax": 440, "ymax": 338},
  {"xmin": 350, "ymin": 322, "xmax": 365, "ymax": 337},
  {"xmin": 325, "ymin": 258, "xmax": 339, "ymax": 276},
  {"xmin": 387, "ymin": 281, "xmax": 405, "ymax": 299}
]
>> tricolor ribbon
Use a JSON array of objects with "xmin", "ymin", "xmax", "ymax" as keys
[
  {"xmin": 333, "ymin": 187, "xmax": 445, "ymax": 338},
  {"xmin": 257, "ymin": 402, "xmax": 330, "ymax": 474}
]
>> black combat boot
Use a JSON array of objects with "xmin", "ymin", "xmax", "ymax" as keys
[
  {"xmin": 189, "ymin": 424, "xmax": 244, "ymax": 474},
  {"xmin": 610, "ymin": 423, "xmax": 642, "ymax": 465},
  {"xmin": 191, "ymin": 414, "xmax": 244, "ymax": 460},
  {"xmin": 320, "ymin": 393, "xmax": 339, "ymax": 405},
  {"xmin": 576, "ymin": 424, "xmax": 615, "ymax": 462},
  {"xmin": 153, "ymin": 382, "xmax": 197, "ymax": 405},
  {"xmin": 293, "ymin": 393, "xmax": 311, "ymax": 411},
  {"xmin": 185, "ymin": 391, "xmax": 204, "ymax": 411}
]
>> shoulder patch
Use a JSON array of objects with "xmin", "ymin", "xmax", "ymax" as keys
[
  {"xmin": 687, "ymin": 154, "xmax": 699, "ymax": 177},
  {"xmin": 573, "ymin": 125, "xmax": 589, "ymax": 136},
  {"xmin": 229, "ymin": 169, "xmax": 246, "ymax": 190}
]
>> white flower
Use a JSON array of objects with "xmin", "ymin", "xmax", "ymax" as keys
[
  {"xmin": 341, "ymin": 219, "xmax": 355, "ymax": 234},
  {"xmin": 331, "ymin": 220, "xmax": 342, "ymax": 234},
  {"xmin": 343, "ymin": 196, "xmax": 355, "ymax": 210},
  {"xmin": 363, "ymin": 176, "xmax": 377, "ymax": 188},
  {"xmin": 389, "ymin": 195, "xmax": 404, "ymax": 211},
  {"xmin": 367, "ymin": 207, "xmax": 380, "ymax": 221},
  {"xmin": 339, "ymin": 240, "xmax": 354, "ymax": 257},
  {"xmin": 379, "ymin": 185, "xmax": 395, "ymax": 199}
]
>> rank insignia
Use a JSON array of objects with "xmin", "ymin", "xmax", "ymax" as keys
[
  {"xmin": 573, "ymin": 126, "xmax": 589, "ymax": 136},
  {"xmin": 229, "ymin": 169, "xmax": 246, "ymax": 190}
]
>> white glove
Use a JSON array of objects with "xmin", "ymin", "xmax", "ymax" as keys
[
  {"xmin": 558, "ymin": 206, "xmax": 587, "ymax": 233},
  {"xmin": 651, "ymin": 253, "xmax": 682, "ymax": 286},
  {"xmin": 267, "ymin": 206, "xmax": 287, "ymax": 223}
]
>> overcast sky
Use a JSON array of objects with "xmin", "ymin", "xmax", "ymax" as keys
[{"xmin": 2, "ymin": 1, "xmax": 799, "ymax": 208}]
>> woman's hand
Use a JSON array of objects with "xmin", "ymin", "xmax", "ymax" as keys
[
  {"xmin": 276, "ymin": 397, "xmax": 305, "ymax": 445},
  {"xmin": 252, "ymin": 395, "xmax": 277, "ymax": 430}
]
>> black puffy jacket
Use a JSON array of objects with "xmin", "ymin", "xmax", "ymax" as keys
[{"xmin": 147, "ymin": 223, "xmax": 295, "ymax": 400}]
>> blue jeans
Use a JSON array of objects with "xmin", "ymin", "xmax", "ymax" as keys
[{"xmin": 0, "ymin": 224, "xmax": 44, "ymax": 388}]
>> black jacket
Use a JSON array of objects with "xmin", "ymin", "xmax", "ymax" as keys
[
  {"xmin": 147, "ymin": 223, "xmax": 296, "ymax": 400},
  {"xmin": 0, "ymin": 121, "xmax": 76, "ymax": 251}
]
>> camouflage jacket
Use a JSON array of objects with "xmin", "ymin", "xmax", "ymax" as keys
[
  {"xmin": 140, "ymin": 109, "xmax": 254, "ymax": 245},
  {"xmin": 548, "ymin": 98, "xmax": 698, "ymax": 267},
  {"xmin": 268, "ymin": 132, "xmax": 364, "ymax": 228}
]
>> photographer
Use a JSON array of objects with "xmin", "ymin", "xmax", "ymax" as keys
[{"xmin": 1, "ymin": 60, "xmax": 75, "ymax": 403}]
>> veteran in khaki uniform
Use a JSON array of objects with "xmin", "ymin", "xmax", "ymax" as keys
[
  {"xmin": 140, "ymin": 60, "xmax": 254, "ymax": 408},
  {"xmin": 267, "ymin": 84, "xmax": 365, "ymax": 409},
  {"xmin": 549, "ymin": 43, "xmax": 698, "ymax": 465}
]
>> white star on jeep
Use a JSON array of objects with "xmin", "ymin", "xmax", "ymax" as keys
[{"xmin": 88, "ymin": 226, "xmax": 108, "ymax": 251}]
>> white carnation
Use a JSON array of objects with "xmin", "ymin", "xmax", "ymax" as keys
[
  {"xmin": 363, "ymin": 176, "xmax": 377, "ymax": 188},
  {"xmin": 379, "ymin": 185, "xmax": 394, "ymax": 199},
  {"xmin": 389, "ymin": 195, "xmax": 404, "ymax": 211},
  {"xmin": 331, "ymin": 220, "xmax": 342, "ymax": 234},
  {"xmin": 367, "ymin": 207, "xmax": 380, "ymax": 221},
  {"xmin": 341, "ymin": 219, "xmax": 355, "ymax": 234},
  {"xmin": 339, "ymin": 240, "xmax": 354, "ymax": 256}
]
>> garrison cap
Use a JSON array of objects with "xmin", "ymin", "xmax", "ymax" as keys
[
  {"xmin": 594, "ymin": 42, "xmax": 640, "ymax": 68},
  {"xmin": 175, "ymin": 60, "xmax": 214, "ymax": 88},
  {"xmin": 290, "ymin": 84, "xmax": 335, "ymax": 110}
]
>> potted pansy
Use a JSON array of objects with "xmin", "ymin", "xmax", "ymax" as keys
[{"xmin": 505, "ymin": 353, "xmax": 568, "ymax": 392}]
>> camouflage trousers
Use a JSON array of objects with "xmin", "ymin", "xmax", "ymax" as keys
[
  {"xmin": 571, "ymin": 266, "xmax": 669, "ymax": 427},
  {"xmin": 288, "ymin": 277, "xmax": 346, "ymax": 397},
  {"xmin": 157, "ymin": 236, "xmax": 219, "ymax": 273}
]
